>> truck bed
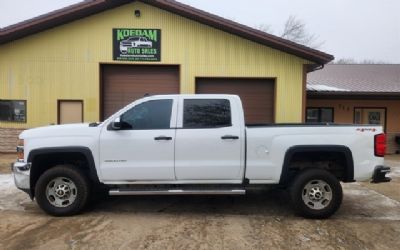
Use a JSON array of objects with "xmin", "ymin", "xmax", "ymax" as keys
[
  {"xmin": 244, "ymin": 123, "xmax": 383, "ymax": 183},
  {"xmin": 246, "ymin": 123, "xmax": 378, "ymax": 127}
]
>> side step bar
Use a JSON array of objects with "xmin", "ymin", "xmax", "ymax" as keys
[{"xmin": 109, "ymin": 189, "xmax": 246, "ymax": 196}]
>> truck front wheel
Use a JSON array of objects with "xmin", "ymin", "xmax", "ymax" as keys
[
  {"xmin": 290, "ymin": 169, "xmax": 343, "ymax": 219},
  {"xmin": 35, "ymin": 165, "xmax": 90, "ymax": 216}
]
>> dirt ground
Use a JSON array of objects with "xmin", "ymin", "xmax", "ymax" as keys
[{"xmin": 0, "ymin": 153, "xmax": 399, "ymax": 250}]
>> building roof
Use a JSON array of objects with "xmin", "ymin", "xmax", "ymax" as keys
[
  {"xmin": 0, "ymin": 0, "xmax": 333, "ymax": 65},
  {"xmin": 307, "ymin": 64, "xmax": 400, "ymax": 95}
]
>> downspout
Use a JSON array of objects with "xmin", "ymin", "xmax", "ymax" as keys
[
  {"xmin": 314, "ymin": 64, "xmax": 324, "ymax": 71},
  {"xmin": 303, "ymin": 63, "xmax": 325, "ymax": 123}
]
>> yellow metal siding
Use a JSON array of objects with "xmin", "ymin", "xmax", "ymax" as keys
[{"xmin": 0, "ymin": 2, "xmax": 309, "ymax": 128}]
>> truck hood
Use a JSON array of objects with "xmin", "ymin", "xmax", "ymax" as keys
[{"xmin": 20, "ymin": 123, "xmax": 100, "ymax": 139}]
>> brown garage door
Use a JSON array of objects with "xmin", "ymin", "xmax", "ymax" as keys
[
  {"xmin": 101, "ymin": 65, "xmax": 179, "ymax": 119},
  {"xmin": 196, "ymin": 78, "xmax": 275, "ymax": 124}
]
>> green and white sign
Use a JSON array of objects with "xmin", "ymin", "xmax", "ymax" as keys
[{"xmin": 113, "ymin": 29, "xmax": 161, "ymax": 61}]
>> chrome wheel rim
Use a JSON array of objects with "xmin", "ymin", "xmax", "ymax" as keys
[
  {"xmin": 302, "ymin": 180, "xmax": 332, "ymax": 210},
  {"xmin": 46, "ymin": 177, "xmax": 77, "ymax": 208}
]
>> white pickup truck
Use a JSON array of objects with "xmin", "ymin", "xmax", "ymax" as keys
[{"xmin": 12, "ymin": 94, "xmax": 391, "ymax": 218}]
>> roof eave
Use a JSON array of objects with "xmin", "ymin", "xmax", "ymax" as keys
[
  {"xmin": 0, "ymin": 0, "xmax": 131, "ymax": 44},
  {"xmin": 307, "ymin": 91, "xmax": 400, "ymax": 99},
  {"xmin": 144, "ymin": 0, "xmax": 334, "ymax": 64}
]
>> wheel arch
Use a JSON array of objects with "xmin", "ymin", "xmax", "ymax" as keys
[
  {"xmin": 27, "ymin": 147, "xmax": 99, "ymax": 199},
  {"xmin": 279, "ymin": 145, "xmax": 354, "ymax": 186}
]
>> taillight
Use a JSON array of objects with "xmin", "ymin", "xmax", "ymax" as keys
[{"xmin": 374, "ymin": 133, "xmax": 386, "ymax": 157}]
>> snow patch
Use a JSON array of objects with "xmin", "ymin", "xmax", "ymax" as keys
[
  {"xmin": 388, "ymin": 167, "xmax": 400, "ymax": 178},
  {"xmin": 0, "ymin": 174, "xmax": 15, "ymax": 195},
  {"xmin": 343, "ymin": 183, "xmax": 400, "ymax": 220},
  {"xmin": 345, "ymin": 188, "xmax": 400, "ymax": 208},
  {"xmin": 0, "ymin": 174, "xmax": 27, "ymax": 211},
  {"xmin": 307, "ymin": 84, "xmax": 350, "ymax": 92}
]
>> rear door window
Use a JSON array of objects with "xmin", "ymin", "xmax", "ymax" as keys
[{"xmin": 183, "ymin": 99, "xmax": 231, "ymax": 128}]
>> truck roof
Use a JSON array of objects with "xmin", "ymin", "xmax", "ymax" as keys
[{"xmin": 141, "ymin": 94, "xmax": 241, "ymax": 99}]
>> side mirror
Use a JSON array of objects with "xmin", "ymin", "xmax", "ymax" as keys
[{"xmin": 111, "ymin": 117, "xmax": 122, "ymax": 130}]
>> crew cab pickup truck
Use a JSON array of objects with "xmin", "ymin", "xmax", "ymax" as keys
[
  {"xmin": 120, "ymin": 36, "xmax": 153, "ymax": 54},
  {"xmin": 12, "ymin": 95, "xmax": 391, "ymax": 218}
]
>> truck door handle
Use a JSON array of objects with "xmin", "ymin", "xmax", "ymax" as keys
[
  {"xmin": 221, "ymin": 135, "xmax": 239, "ymax": 140},
  {"xmin": 154, "ymin": 136, "xmax": 172, "ymax": 141}
]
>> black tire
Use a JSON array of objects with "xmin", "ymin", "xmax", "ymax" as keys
[
  {"xmin": 35, "ymin": 165, "xmax": 90, "ymax": 216},
  {"xmin": 289, "ymin": 169, "xmax": 343, "ymax": 219}
]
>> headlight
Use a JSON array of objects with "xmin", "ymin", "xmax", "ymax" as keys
[{"xmin": 16, "ymin": 139, "xmax": 24, "ymax": 161}]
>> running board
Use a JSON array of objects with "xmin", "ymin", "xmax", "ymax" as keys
[{"xmin": 109, "ymin": 189, "xmax": 246, "ymax": 196}]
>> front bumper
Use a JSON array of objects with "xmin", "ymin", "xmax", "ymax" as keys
[
  {"xmin": 371, "ymin": 165, "xmax": 391, "ymax": 183},
  {"xmin": 11, "ymin": 161, "xmax": 31, "ymax": 191}
]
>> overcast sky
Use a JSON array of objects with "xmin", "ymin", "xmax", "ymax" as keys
[{"xmin": 0, "ymin": 0, "xmax": 399, "ymax": 63}]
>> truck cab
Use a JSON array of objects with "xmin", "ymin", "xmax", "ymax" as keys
[{"xmin": 100, "ymin": 95, "xmax": 245, "ymax": 183}]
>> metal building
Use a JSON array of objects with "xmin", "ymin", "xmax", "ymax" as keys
[{"xmin": 0, "ymin": 0, "xmax": 333, "ymax": 152}]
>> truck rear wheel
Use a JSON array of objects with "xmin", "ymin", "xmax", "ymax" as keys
[
  {"xmin": 35, "ymin": 165, "xmax": 90, "ymax": 216},
  {"xmin": 290, "ymin": 169, "xmax": 342, "ymax": 219}
]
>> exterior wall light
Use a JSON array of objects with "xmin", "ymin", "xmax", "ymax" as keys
[{"xmin": 135, "ymin": 10, "xmax": 141, "ymax": 17}]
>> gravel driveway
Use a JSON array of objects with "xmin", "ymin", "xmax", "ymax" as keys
[{"xmin": 0, "ymin": 154, "xmax": 399, "ymax": 250}]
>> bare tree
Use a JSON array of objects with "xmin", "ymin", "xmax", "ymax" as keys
[
  {"xmin": 331, "ymin": 58, "xmax": 389, "ymax": 64},
  {"xmin": 332, "ymin": 58, "xmax": 357, "ymax": 64},
  {"xmin": 257, "ymin": 15, "xmax": 323, "ymax": 49},
  {"xmin": 256, "ymin": 24, "xmax": 273, "ymax": 34},
  {"xmin": 281, "ymin": 15, "xmax": 323, "ymax": 49},
  {"xmin": 359, "ymin": 59, "xmax": 389, "ymax": 64}
]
